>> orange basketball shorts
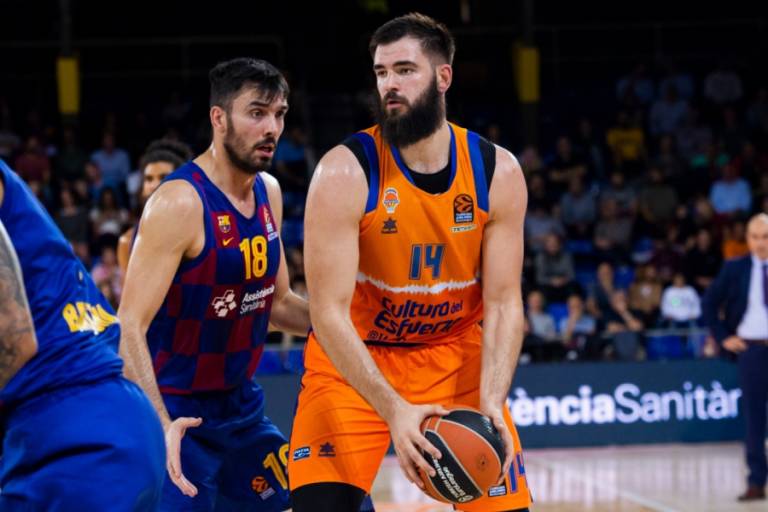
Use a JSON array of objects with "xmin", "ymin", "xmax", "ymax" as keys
[{"xmin": 288, "ymin": 327, "xmax": 532, "ymax": 511}]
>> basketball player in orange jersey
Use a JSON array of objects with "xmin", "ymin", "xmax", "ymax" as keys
[
  {"xmin": 289, "ymin": 13, "xmax": 532, "ymax": 512},
  {"xmin": 117, "ymin": 139, "xmax": 193, "ymax": 275}
]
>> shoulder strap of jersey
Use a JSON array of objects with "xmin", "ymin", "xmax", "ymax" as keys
[
  {"xmin": 164, "ymin": 166, "xmax": 215, "ymax": 271},
  {"xmin": 466, "ymin": 131, "xmax": 496, "ymax": 213},
  {"xmin": 341, "ymin": 132, "xmax": 380, "ymax": 214}
]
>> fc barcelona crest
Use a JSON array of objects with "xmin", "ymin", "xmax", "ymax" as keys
[{"xmin": 218, "ymin": 214, "xmax": 232, "ymax": 233}]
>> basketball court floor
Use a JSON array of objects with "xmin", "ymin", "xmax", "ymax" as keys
[{"xmin": 370, "ymin": 442, "xmax": 765, "ymax": 511}]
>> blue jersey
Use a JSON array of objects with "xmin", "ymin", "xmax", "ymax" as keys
[
  {"xmin": 146, "ymin": 162, "xmax": 281, "ymax": 394},
  {"xmin": 0, "ymin": 160, "xmax": 122, "ymax": 408}
]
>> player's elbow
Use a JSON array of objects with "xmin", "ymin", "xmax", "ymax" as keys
[
  {"xmin": 308, "ymin": 302, "xmax": 349, "ymax": 341},
  {"xmin": 0, "ymin": 333, "xmax": 37, "ymax": 390},
  {"xmin": 17, "ymin": 334, "xmax": 38, "ymax": 368}
]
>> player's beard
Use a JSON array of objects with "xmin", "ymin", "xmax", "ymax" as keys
[
  {"xmin": 222, "ymin": 118, "xmax": 276, "ymax": 175},
  {"xmin": 375, "ymin": 74, "xmax": 444, "ymax": 148}
]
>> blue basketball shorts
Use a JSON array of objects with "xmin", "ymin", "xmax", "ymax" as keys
[
  {"xmin": 0, "ymin": 376, "xmax": 166, "ymax": 511},
  {"xmin": 159, "ymin": 382, "xmax": 290, "ymax": 512}
]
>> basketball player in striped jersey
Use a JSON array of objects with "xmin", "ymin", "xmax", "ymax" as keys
[
  {"xmin": 119, "ymin": 58, "xmax": 309, "ymax": 511},
  {"xmin": 289, "ymin": 13, "xmax": 532, "ymax": 512}
]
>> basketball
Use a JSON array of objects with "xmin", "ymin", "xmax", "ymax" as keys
[{"xmin": 418, "ymin": 406, "xmax": 506, "ymax": 504}]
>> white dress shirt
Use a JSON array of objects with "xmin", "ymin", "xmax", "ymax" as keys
[{"xmin": 737, "ymin": 255, "xmax": 768, "ymax": 339}]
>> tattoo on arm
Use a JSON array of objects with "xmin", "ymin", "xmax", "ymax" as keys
[{"xmin": 0, "ymin": 221, "xmax": 37, "ymax": 389}]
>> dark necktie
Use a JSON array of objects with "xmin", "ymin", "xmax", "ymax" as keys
[{"xmin": 763, "ymin": 263, "xmax": 768, "ymax": 308}]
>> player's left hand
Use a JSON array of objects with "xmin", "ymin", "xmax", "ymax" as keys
[
  {"xmin": 165, "ymin": 416, "xmax": 203, "ymax": 497},
  {"xmin": 481, "ymin": 405, "xmax": 514, "ymax": 486}
]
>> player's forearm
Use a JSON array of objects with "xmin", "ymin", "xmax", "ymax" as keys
[
  {"xmin": 270, "ymin": 291, "xmax": 310, "ymax": 336},
  {"xmin": 119, "ymin": 323, "xmax": 172, "ymax": 429},
  {"xmin": 313, "ymin": 310, "xmax": 404, "ymax": 421},
  {"xmin": 0, "ymin": 222, "xmax": 37, "ymax": 389},
  {"xmin": 480, "ymin": 299, "xmax": 525, "ymax": 410}
]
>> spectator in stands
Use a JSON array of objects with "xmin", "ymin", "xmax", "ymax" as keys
[
  {"xmin": 525, "ymin": 200, "xmax": 565, "ymax": 253},
  {"xmin": 653, "ymin": 134, "xmax": 685, "ymax": 183},
  {"xmin": 746, "ymin": 87, "xmax": 768, "ymax": 137},
  {"xmin": 603, "ymin": 289, "xmax": 645, "ymax": 360},
  {"xmin": 519, "ymin": 145, "xmax": 546, "ymax": 176},
  {"xmin": 560, "ymin": 294, "xmax": 598, "ymax": 361},
  {"xmin": 723, "ymin": 220, "xmax": 750, "ymax": 260},
  {"xmin": 90, "ymin": 132, "xmax": 131, "ymax": 191},
  {"xmin": 732, "ymin": 141, "xmax": 768, "ymax": 187},
  {"xmin": 590, "ymin": 262, "xmax": 616, "ymax": 320},
  {"xmin": 710, "ymin": 163, "xmax": 752, "ymax": 217},
  {"xmin": 704, "ymin": 64, "xmax": 743, "ymax": 106},
  {"xmin": 721, "ymin": 107, "xmax": 749, "ymax": 157},
  {"xmin": 522, "ymin": 290, "xmax": 559, "ymax": 362},
  {"xmin": 594, "ymin": 198, "xmax": 632, "ymax": 265},
  {"xmin": 55, "ymin": 187, "xmax": 90, "ymax": 265},
  {"xmin": 638, "ymin": 167, "xmax": 678, "ymax": 237},
  {"xmin": 91, "ymin": 244, "xmax": 123, "ymax": 305},
  {"xmin": 659, "ymin": 272, "xmax": 701, "ymax": 328},
  {"xmin": 658, "ymin": 61, "xmax": 695, "ymax": 101},
  {"xmin": 649, "ymin": 229, "xmax": 686, "ymax": 283},
  {"xmin": 0, "ymin": 118, "xmax": 20, "ymax": 159},
  {"xmin": 676, "ymin": 108, "xmax": 713, "ymax": 162},
  {"xmin": 690, "ymin": 196, "xmax": 717, "ymax": 232},
  {"xmin": 690, "ymin": 140, "xmax": 730, "ymax": 181},
  {"xmin": 273, "ymin": 125, "xmax": 313, "ymax": 218},
  {"xmin": 649, "ymin": 84, "xmax": 689, "ymax": 139},
  {"xmin": 84, "ymin": 160, "xmax": 108, "ymax": 205},
  {"xmin": 56, "ymin": 127, "xmax": 88, "ymax": 184},
  {"xmin": 600, "ymin": 171, "xmax": 637, "ymax": 218},
  {"xmin": 606, "ymin": 110, "xmax": 647, "ymax": 177},
  {"xmin": 616, "ymin": 64, "xmax": 655, "ymax": 106},
  {"xmin": 560, "ymin": 176, "xmax": 595, "ymax": 239},
  {"xmin": 161, "ymin": 91, "xmax": 191, "ymax": 133},
  {"xmin": 14, "ymin": 135, "xmax": 50, "ymax": 185},
  {"xmin": 628, "ymin": 264, "xmax": 662, "ymax": 326},
  {"xmin": 527, "ymin": 171, "xmax": 553, "ymax": 210},
  {"xmin": 574, "ymin": 118, "xmax": 607, "ymax": 181},
  {"xmin": 535, "ymin": 233, "xmax": 577, "ymax": 302},
  {"xmin": 685, "ymin": 229, "xmax": 723, "ymax": 292},
  {"xmin": 753, "ymin": 173, "xmax": 768, "ymax": 215},
  {"xmin": 90, "ymin": 187, "xmax": 129, "ymax": 240},
  {"xmin": 547, "ymin": 135, "xmax": 587, "ymax": 196}
]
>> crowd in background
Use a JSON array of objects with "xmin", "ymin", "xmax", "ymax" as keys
[{"xmin": 1, "ymin": 61, "xmax": 766, "ymax": 362}]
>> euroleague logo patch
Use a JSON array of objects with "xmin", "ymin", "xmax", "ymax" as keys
[
  {"xmin": 453, "ymin": 194, "xmax": 474, "ymax": 223},
  {"xmin": 251, "ymin": 476, "xmax": 276, "ymax": 500}
]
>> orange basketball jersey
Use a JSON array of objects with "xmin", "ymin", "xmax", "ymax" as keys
[{"xmin": 348, "ymin": 122, "xmax": 493, "ymax": 345}]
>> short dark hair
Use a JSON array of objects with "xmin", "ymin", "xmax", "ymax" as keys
[
  {"xmin": 369, "ymin": 12, "xmax": 455, "ymax": 64},
  {"xmin": 209, "ymin": 58, "xmax": 289, "ymax": 111},
  {"xmin": 139, "ymin": 139, "xmax": 193, "ymax": 171}
]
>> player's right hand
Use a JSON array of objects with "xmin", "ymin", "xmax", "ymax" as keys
[
  {"xmin": 723, "ymin": 335, "xmax": 748, "ymax": 353},
  {"xmin": 165, "ymin": 416, "xmax": 203, "ymax": 497},
  {"xmin": 386, "ymin": 401, "xmax": 448, "ymax": 489}
]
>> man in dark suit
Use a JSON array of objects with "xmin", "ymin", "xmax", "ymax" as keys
[{"xmin": 703, "ymin": 213, "xmax": 768, "ymax": 502}]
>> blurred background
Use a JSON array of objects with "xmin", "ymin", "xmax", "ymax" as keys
[{"xmin": 2, "ymin": 1, "xmax": 768, "ymax": 508}]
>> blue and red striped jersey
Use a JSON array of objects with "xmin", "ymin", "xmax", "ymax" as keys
[{"xmin": 146, "ymin": 162, "xmax": 281, "ymax": 393}]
